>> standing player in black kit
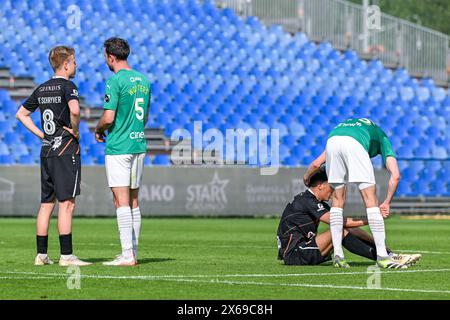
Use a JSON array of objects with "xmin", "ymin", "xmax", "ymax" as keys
[{"xmin": 16, "ymin": 46, "xmax": 91, "ymax": 266}]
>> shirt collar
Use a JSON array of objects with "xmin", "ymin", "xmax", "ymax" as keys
[{"xmin": 307, "ymin": 188, "xmax": 316, "ymax": 197}]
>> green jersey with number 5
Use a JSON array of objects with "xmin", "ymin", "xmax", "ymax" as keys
[{"xmin": 103, "ymin": 69, "xmax": 151, "ymax": 155}]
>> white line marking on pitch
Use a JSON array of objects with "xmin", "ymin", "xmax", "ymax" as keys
[
  {"xmin": 1, "ymin": 274, "xmax": 449, "ymax": 295},
  {"xmin": 396, "ymin": 249, "xmax": 450, "ymax": 255},
  {"xmin": 156, "ymin": 278, "xmax": 450, "ymax": 295},
  {"xmin": 0, "ymin": 276, "xmax": 55, "ymax": 280},
  {"xmin": 2, "ymin": 268, "xmax": 450, "ymax": 280},
  {"xmin": 76, "ymin": 244, "xmax": 450, "ymax": 253},
  {"xmin": 76, "ymin": 243, "xmax": 274, "ymax": 249}
]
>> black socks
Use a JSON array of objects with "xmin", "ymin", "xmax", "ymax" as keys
[
  {"xmin": 36, "ymin": 235, "xmax": 48, "ymax": 254},
  {"xmin": 37, "ymin": 234, "xmax": 73, "ymax": 255},
  {"xmin": 59, "ymin": 234, "xmax": 73, "ymax": 255}
]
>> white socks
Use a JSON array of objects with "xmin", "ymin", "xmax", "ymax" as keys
[
  {"xmin": 116, "ymin": 206, "xmax": 133, "ymax": 257},
  {"xmin": 330, "ymin": 207, "xmax": 344, "ymax": 258},
  {"xmin": 131, "ymin": 207, "xmax": 141, "ymax": 256},
  {"xmin": 367, "ymin": 207, "xmax": 388, "ymax": 258}
]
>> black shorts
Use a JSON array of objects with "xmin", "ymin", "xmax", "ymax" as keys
[
  {"xmin": 284, "ymin": 237, "xmax": 331, "ymax": 266},
  {"xmin": 41, "ymin": 154, "xmax": 81, "ymax": 203}
]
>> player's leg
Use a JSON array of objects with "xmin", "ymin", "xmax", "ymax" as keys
[
  {"xmin": 359, "ymin": 185, "xmax": 387, "ymax": 257},
  {"xmin": 103, "ymin": 155, "xmax": 136, "ymax": 266},
  {"xmin": 129, "ymin": 153, "xmax": 145, "ymax": 260},
  {"xmin": 344, "ymin": 138, "xmax": 404, "ymax": 268},
  {"xmin": 348, "ymin": 227, "xmax": 374, "ymax": 244},
  {"xmin": 348, "ymin": 227, "xmax": 420, "ymax": 266},
  {"xmin": 296, "ymin": 230, "xmax": 347, "ymax": 266},
  {"xmin": 56, "ymin": 198, "xmax": 90, "ymax": 266},
  {"xmin": 52, "ymin": 155, "xmax": 91, "ymax": 266},
  {"xmin": 111, "ymin": 186, "xmax": 135, "ymax": 259},
  {"xmin": 317, "ymin": 228, "xmax": 381, "ymax": 263},
  {"xmin": 112, "ymin": 186, "xmax": 131, "ymax": 208},
  {"xmin": 57, "ymin": 197, "xmax": 75, "ymax": 257},
  {"xmin": 130, "ymin": 188, "xmax": 141, "ymax": 259},
  {"xmin": 314, "ymin": 229, "xmax": 334, "ymax": 256},
  {"xmin": 35, "ymin": 201, "xmax": 56, "ymax": 265},
  {"xmin": 316, "ymin": 228, "xmax": 384, "ymax": 264},
  {"xmin": 326, "ymin": 136, "xmax": 348, "ymax": 264},
  {"xmin": 359, "ymin": 185, "xmax": 405, "ymax": 268},
  {"xmin": 35, "ymin": 158, "xmax": 56, "ymax": 265},
  {"xmin": 348, "ymin": 226, "xmax": 390, "ymax": 252},
  {"xmin": 329, "ymin": 185, "xmax": 347, "ymax": 265},
  {"xmin": 342, "ymin": 227, "xmax": 377, "ymax": 261}
]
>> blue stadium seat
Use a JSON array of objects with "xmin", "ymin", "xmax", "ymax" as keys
[
  {"xmin": 89, "ymin": 144, "xmax": 105, "ymax": 158},
  {"xmin": 411, "ymin": 181, "xmax": 429, "ymax": 196},
  {"xmin": 0, "ymin": 142, "xmax": 10, "ymax": 156},
  {"xmin": 144, "ymin": 155, "xmax": 152, "ymax": 166},
  {"xmin": 0, "ymin": 0, "xmax": 449, "ymax": 196},
  {"xmin": 19, "ymin": 155, "xmax": 36, "ymax": 164},
  {"xmin": 82, "ymin": 155, "xmax": 95, "ymax": 166},
  {"xmin": 0, "ymin": 154, "xmax": 15, "ymax": 165},
  {"xmin": 4, "ymin": 132, "xmax": 21, "ymax": 145},
  {"xmin": 92, "ymin": 155, "xmax": 104, "ymax": 165},
  {"xmin": 10, "ymin": 143, "xmax": 29, "ymax": 157},
  {"xmin": 0, "ymin": 121, "xmax": 15, "ymax": 133},
  {"xmin": 153, "ymin": 154, "xmax": 170, "ymax": 166}
]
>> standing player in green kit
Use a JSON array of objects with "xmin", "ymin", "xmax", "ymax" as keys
[
  {"xmin": 95, "ymin": 38, "xmax": 151, "ymax": 266},
  {"xmin": 303, "ymin": 118, "xmax": 410, "ymax": 269}
]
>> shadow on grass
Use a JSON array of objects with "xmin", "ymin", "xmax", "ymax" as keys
[
  {"xmin": 345, "ymin": 261, "xmax": 376, "ymax": 267},
  {"xmin": 314, "ymin": 261, "xmax": 374, "ymax": 267},
  {"xmin": 85, "ymin": 257, "xmax": 176, "ymax": 264},
  {"xmin": 295, "ymin": 261, "xmax": 374, "ymax": 268},
  {"xmin": 138, "ymin": 258, "xmax": 176, "ymax": 264}
]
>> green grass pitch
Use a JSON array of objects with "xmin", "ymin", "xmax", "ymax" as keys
[{"xmin": 0, "ymin": 216, "xmax": 449, "ymax": 299}]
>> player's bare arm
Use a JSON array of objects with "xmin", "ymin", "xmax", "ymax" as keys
[
  {"xmin": 63, "ymin": 99, "xmax": 80, "ymax": 140},
  {"xmin": 95, "ymin": 110, "xmax": 115, "ymax": 142},
  {"xmin": 319, "ymin": 212, "xmax": 368, "ymax": 228},
  {"xmin": 303, "ymin": 150, "xmax": 326, "ymax": 186},
  {"xmin": 380, "ymin": 156, "xmax": 401, "ymax": 218},
  {"xmin": 16, "ymin": 106, "xmax": 44, "ymax": 139}
]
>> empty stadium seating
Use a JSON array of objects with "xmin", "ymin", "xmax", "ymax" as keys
[{"xmin": 0, "ymin": 0, "xmax": 449, "ymax": 196}]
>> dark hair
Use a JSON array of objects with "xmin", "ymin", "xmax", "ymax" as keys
[
  {"xmin": 104, "ymin": 37, "xmax": 130, "ymax": 61},
  {"xmin": 309, "ymin": 169, "xmax": 328, "ymax": 187}
]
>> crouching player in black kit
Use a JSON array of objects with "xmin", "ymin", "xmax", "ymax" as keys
[
  {"xmin": 277, "ymin": 169, "xmax": 421, "ymax": 267},
  {"xmin": 16, "ymin": 46, "xmax": 91, "ymax": 266}
]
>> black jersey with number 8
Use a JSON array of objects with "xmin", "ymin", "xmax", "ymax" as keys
[{"xmin": 23, "ymin": 77, "xmax": 80, "ymax": 157}]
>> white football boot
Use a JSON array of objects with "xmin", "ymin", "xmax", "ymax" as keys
[
  {"xmin": 34, "ymin": 254, "xmax": 54, "ymax": 266},
  {"xmin": 390, "ymin": 253, "xmax": 414, "ymax": 266},
  {"xmin": 59, "ymin": 255, "xmax": 92, "ymax": 266},
  {"xmin": 409, "ymin": 254, "xmax": 422, "ymax": 265},
  {"xmin": 103, "ymin": 253, "xmax": 137, "ymax": 266},
  {"xmin": 390, "ymin": 253, "xmax": 422, "ymax": 266},
  {"xmin": 377, "ymin": 256, "xmax": 408, "ymax": 269}
]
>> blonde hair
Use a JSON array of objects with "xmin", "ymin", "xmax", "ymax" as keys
[{"xmin": 48, "ymin": 46, "xmax": 75, "ymax": 71}]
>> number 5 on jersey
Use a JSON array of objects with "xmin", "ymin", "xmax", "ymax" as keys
[{"xmin": 135, "ymin": 98, "xmax": 145, "ymax": 121}]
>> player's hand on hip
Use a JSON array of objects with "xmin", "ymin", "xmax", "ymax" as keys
[
  {"xmin": 379, "ymin": 202, "xmax": 390, "ymax": 219},
  {"xmin": 95, "ymin": 131, "xmax": 106, "ymax": 143},
  {"xmin": 63, "ymin": 126, "xmax": 79, "ymax": 141}
]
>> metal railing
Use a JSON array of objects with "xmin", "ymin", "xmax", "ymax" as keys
[{"xmin": 213, "ymin": 0, "xmax": 450, "ymax": 86}]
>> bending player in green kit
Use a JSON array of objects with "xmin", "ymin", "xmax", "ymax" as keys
[{"xmin": 304, "ymin": 118, "xmax": 421, "ymax": 269}]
